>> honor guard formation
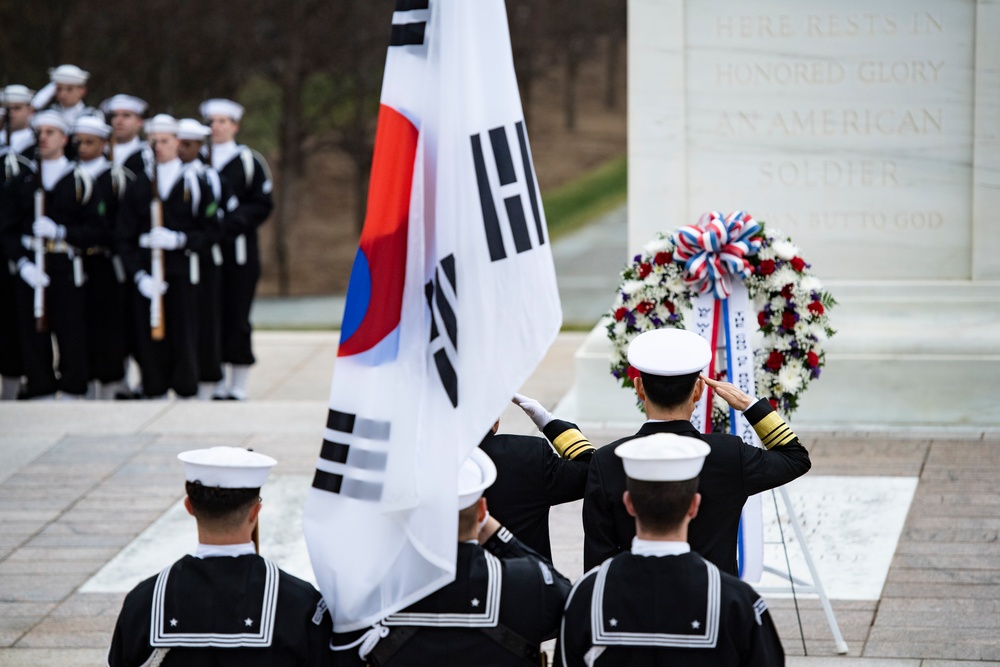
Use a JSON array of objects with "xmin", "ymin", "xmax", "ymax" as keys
[
  {"xmin": 98, "ymin": 327, "xmax": 808, "ymax": 666},
  {"xmin": 1, "ymin": 65, "xmax": 272, "ymax": 401}
]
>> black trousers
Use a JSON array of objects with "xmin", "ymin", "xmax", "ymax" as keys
[
  {"xmin": 14, "ymin": 254, "xmax": 88, "ymax": 397},
  {"xmin": 132, "ymin": 267, "xmax": 199, "ymax": 398},
  {"xmin": 84, "ymin": 254, "xmax": 127, "ymax": 383},
  {"xmin": 197, "ymin": 251, "xmax": 223, "ymax": 383},
  {"xmin": 220, "ymin": 234, "xmax": 260, "ymax": 366},
  {"xmin": 0, "ymin": 258, "xmax": 23, "ymax": 378}
]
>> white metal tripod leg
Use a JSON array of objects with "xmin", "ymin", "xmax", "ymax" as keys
[{"xmin": 779, "ymin": 486, "xmax": 849, "ymax": 655}]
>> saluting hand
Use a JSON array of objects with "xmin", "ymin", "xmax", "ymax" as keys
[{"xmin": 701, "ymin": 375, "xmax": 755, "ymax": 411}]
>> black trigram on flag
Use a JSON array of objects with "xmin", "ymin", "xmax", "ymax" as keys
[
  {"xmin": 312, "ymin": 408, "xmax": 391, "ymax": 502},
  {"xmin": 426, "ymin": 254, "xmax": 458, "ymax": 407},
  {"xmin": 471, "ymin": 121, "xmax": 546, "ymax": 262},
  {"xmin": 390, "ymin": 0, "xmax": 429, "ymax": 46}
]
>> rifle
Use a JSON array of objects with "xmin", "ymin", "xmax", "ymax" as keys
[
  {"xmin": 33, "ymin": 132, "xmax": 47, "ymax": 332},
  {"xmin": 148, "ymin": 139, "xmax": 165, "ymax": 341}
]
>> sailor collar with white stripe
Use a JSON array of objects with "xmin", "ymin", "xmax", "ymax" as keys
[
  {"xmin": 78, "ymin": 156, "xmax": 110, "ymax": 179},
  {"xmin": 150, "ymin": 556, "xmax": 279, "ymax": 648},
  {"xmin": 382, "ymin": 549, "xmax": 502, "ymax": 628},
  {"xmin": 211, "ymin": 140, "xmax": 239, "ymax": 171},
  {"xmin": 41, "ymin": 156, "xmax": 74, "ymax": 190},
  {"xmin": 112, "ymin": 136, "xmax": 142, "ymax": 167},
  {"xmin": 631, "ymin": 537, "xmax": 690, "ymax": 557},
  {"xmin": 8, "ymin": 128, "xmax": 34, "ymax": 155},
  {"xmin": 194, "ymin": 542, "xmax": 256, "ymax": 559},
  {"xmin": 590, "ymin": 555, "xmax": 721, "ymax": 648}
]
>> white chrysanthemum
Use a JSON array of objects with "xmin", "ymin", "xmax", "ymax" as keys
[
  {"xmin": 771, "ymin": 240, "xmax": 800, "ymax": 260},
  {"xmin": 643, "ymin": 237, "xmax": 672, "ymax": 256},
  {"xmin": 769, "ymin": 267, "xmax": 798, "ymax": 290},
  {"xmin": 810, "ymin": 323, "xmax": 829, "ymax": 342},
  {"xmin": 799, "ymin": 276, "xmax": 823, "ymax": 292},
  {"xmin": 769, "ymin": 296, "xmax": 786, "ymax": 312},
  {"xmin": 621, "ymin": 280, "xmax": 644, "ymax": 295},
  {"xmin": 756, "ymin": 246, "xmax": 776, "ymax": 261},
  {"xmin": 769, "ymin": 334, "xmax": 792, "ymax": 351},
  {"xmin": 777, "ymin": 361, "xmax": 804, "ymax": 393}
]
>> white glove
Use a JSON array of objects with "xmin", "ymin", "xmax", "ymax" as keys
[
  {"xmin": 512, "ymin": 393, "xmax": 554, "ymax": 431},
  {"xmin": 33, "ymin": 216, "xmax": 66, "ymax": 240},
  {"xmin": 146, "ymin": 226, "xmax": 187, "ymax": 250},
  {"xmin": 18, "ymin": 260, "xmax": 50, "ymax": 289},
  {"xmin": 135, "ymin": 271, "xmax": 168, "ymax": 300}
]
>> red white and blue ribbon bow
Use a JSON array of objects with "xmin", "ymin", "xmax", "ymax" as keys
[{"xmin": 674, "ymin": 210, "xmax": 762, "ymax": 299}]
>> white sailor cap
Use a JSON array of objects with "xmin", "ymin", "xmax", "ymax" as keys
[
  {"xmin": 459, "ymin": 448, "xmax": 497, "ymax": 510},
  {"xmin": 199, "ymin": 98, "xmax": 245, "ymax": 122},
  {"xmin": 1, "ymin": 84, "xmax": 35, "ymax": 105},
  {"xmin": 616, "ymin": 433, "xmax": 710, "ymax": 481},
  {"xmin": 178, "ymin": 446, "xmax": 277, "ymax": 489},
  {"xmin": 49, "ymin": 64, "xmax": 90, "ymax": 86},
  {"xmin": 101, "ymin": 94, "xmax": 148, "ymax": 116},
  {"xmin": 32, "ymin": 110, "xmax": 69, "ymax": 134},
  {"xmin": 176, "ymin": 118, "xmax": 211, "ymax": 141},
  {"xmin": 73, "ymin": 116, "xmax": 111, "ymax": 139},
  {"xmin": 627, "ymin": 328, "xmax": 712, "ymax": 377},
  {"xmin": 144, "ymin": 113, "xmax": 179, "ymax": 135}
]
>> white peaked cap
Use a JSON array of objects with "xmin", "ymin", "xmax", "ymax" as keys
[
  {"xmin": 459, "ymin": 449, "xmax": 497, "ymax": 510},
  {"xmin": 627, "ymin": 328, "xmax": 712, "ymax": 376},
  {"xmin": 616, "ymin": 433, "xmax": 711, "ymax": 481},
  {"xmin": 32, "ymin": 110, "xmax": 69, "ymax": 134},
  {"xmin": 101, "ymin": 94, "xmax": 148, "ymax": 116},
  {"xmin": 2, "ymin": 85, "xmax": 36, "ymax": 104},
  {"xmin": 200, "ymin": 98, "xmax": 245, "ymax": 122},
  {"xmin": 49, "ymin": 64, "xmax": 90, "ymax": 85},
  {"xmin": 178, "ymin": 446, "xmax": 277, "ymax": 489},
  {"xmin": 176, "ymin": 118, "xmax": 211, "ymax": 141},
  {"xmin": 144, "ymin": 114, "xmax": 179, "ymax": 135},
  {"xmin": 73, "ymin": 116, "xmax": 111, "ymax": 138}
]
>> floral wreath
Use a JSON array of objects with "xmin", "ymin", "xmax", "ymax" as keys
[{"xmin": 606, "ymin": 218, "xmax": 836, "ymax": 432}]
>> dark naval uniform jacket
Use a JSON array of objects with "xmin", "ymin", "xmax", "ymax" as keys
[
  {"xmin": 108, "ymin": 553, "xmax": 332, "ymax": 666},
  {"xmin": 557, "ymin": 548, "xmax": 784, "ymax": 666},
  {"xmin": 583, "ymin": 399, "xmax": 811, "ymax": 574},
  {"xmin": 481, "ymin": 419, "xmax": 594, "ymax": 559},
  {"xmin": 334, "ymin": 527, "xmax": 571, "ymax": 666}
]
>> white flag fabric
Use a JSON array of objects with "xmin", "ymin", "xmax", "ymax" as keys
[{"xmin": 303, "ymin": 0, "xmax": 561, "ymax": 632}]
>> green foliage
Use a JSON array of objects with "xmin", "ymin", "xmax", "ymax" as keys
[
  {"xmin": 236, "ymin": 76, "xmax": 282, "ymax": 156},
  {"xmin": 543, "ymin": 155, "xmax": 627, "ymax": 240}
]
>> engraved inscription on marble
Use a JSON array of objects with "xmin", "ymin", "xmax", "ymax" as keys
[{"xmin": 685, "ymin": 1, "xmax": 975, "ymax": 279}]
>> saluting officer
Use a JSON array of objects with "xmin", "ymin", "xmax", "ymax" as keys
[
  {"xmin": 108, "ymin": 446, "xmax": 333, "ymax": 666},
  {"xmin": 200, "ymin": 98, "xmax": 273, "ymax": 400},
  {"xmin": 0, "ymin": 110, "xmax": 101, "ymax": 399},
  {"xmin": 101, "ymin": 94, "xmax": 150, "ymax": 177},
  {"xmin": 480, "ymin": 393, "xmax": 596, "ymax": 559},
  {"xmin": 116, "ymin": 114, "xmax": 221, "ymax": 399},
  {"xmin": 0, "ymin": 84, "xmax": 36, "ymax": 399},
  {"xmin": 73, "ymin": 116, "xmax": 131, "ymax": 399},
  {"xmin": 333, "ymin": 448, "xmax": 572, "ymax": 666},
  {"xmin": 558, "ymin": 433, "xmax": 785, "ymax": 666},
  {"xmin": 582, "ymin": 328, "xmax": 812, "ymax": 575}
]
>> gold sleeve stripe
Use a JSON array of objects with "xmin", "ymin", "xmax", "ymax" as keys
[
  {"xmin": 752, "ymin": 412, "xmax": 797, "ymax": 449},
  {"xmin": 552, "ymin": 429, "xmax": 595, "ymax": 460}
]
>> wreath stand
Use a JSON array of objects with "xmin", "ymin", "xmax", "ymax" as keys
[{"xmin": 753, "ymin": 486, "xmax": 849, "ymax": 655}]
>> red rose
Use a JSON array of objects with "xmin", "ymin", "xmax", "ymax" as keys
[
  {"xmin": 790, "ymin": 257, "xmax": 806, "ymax": 272},
  {"xmin": 757, "ymin": 311, "xmax": 767, "ymax": 327},
  {"xmin": 663, "ymin": 299, "xmax": 675, "ymax": 314},
  {"xmin": 768, "ymin": 398, "xmax": 779, "ymax": 410},
  {"xmin": 758, "ymin": 259, "xmax": 775, "ymax": 276},
  {"xmin": 626, "ymin": 365, "xmax": 641, "ymax": 383},
  {"xmin": 766, "ymin": 351, "xmax": 784, "ymax": 370},
  {"xmin": 638, "ymin": 262, "xmax": 652, "ymax": 278},
  {"xmin": 781, "ymin": 284, "xmax": 795, "ymax": 299},
  {"xmin": 806, "ymin": 351, "xmax": 820, "ymax": 367},
  {"xmin": 655, "ymin": 251, "xmax": 673, "ymax": 265},
  {"xmin": 614, "ymin": 307, "xmax": 628, "ymax": 321},
  {"xmin": 781, "ymin": 310, "xmax": 797, "ymax": 329},
  {"xmin": 808, "ymin": 301, "xmax": 825, "ymax": 316},
  {"xmin": 635, "ymin": 300, "xmax": 655, "ymax": 315}
]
